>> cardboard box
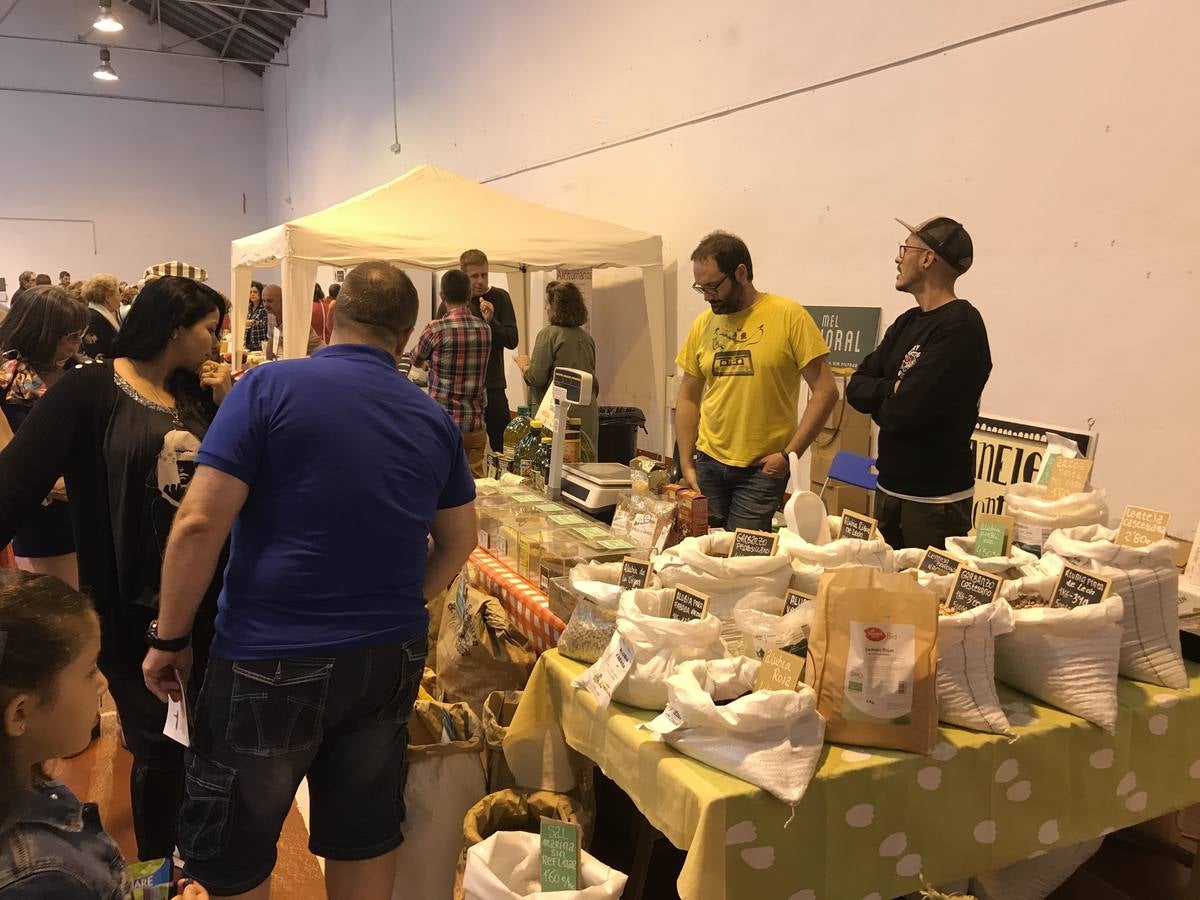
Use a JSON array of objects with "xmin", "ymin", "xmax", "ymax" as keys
[
  {"xmin": 819, "ymin": 484, "xmax": 872, "ymax": 517},
  {"xmin": 816, "ymin": 404, "xmax": 873, "ymax": 455},
  {"xmin": 809, "ymin": 446, "xmax": 837, "ymax": 488}
]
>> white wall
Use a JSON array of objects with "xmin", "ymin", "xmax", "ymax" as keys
[
  {"xmin": 264, "ymin": 0, "xmax": 1200, "ymax": 536},
  {"xmin": 0, "ymin": 0, "xmax": 265, "ymax": 293}
]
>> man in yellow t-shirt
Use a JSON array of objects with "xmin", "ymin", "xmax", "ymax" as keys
[{"xmin": 676, "ymin": 231, "xmax": 839, "ymax": 530}]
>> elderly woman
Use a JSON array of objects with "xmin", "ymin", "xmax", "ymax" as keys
[
  {"xmin": 82, "ymin": 273, "xmax": 123, "ymax": 359},
  {"xmin": 516, "ymin": 279, "xmax": 599, "ymax": 450}
]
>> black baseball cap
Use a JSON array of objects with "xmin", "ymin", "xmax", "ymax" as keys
[{"xmin": 896, "ymin": 216, "xmax": 973, "ymax": 274}]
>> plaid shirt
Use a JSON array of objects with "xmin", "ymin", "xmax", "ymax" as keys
[
  {"xmin": 244, "ymin": 303, "xmax": 269, "ymax": 350},
  {"xmin": 411, "ymin": 305, "xmax": 492, "ymax": 432}
]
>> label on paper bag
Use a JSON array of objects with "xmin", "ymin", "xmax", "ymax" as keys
[
  {"xmin": 642, "ymin": 703, "xmax": 686, "ymax": 735},
  {"xmin": 839, "ymin": 511, "xmax": 878, "ymax": 541},
  {"xmin": 783, "ymin": 588, "xmax": 815, "ymax": 614},
  {"xmin": 619, "ymin": 557, "xmax": 651, "ymax": 590},
  {"xmin": 1014, "ymin": 520, "xmax": 1049, "ymax": 552},
  {"xmin": 574, "ymin": 634, "xmax": 635, "ymax": 708},
  {"xmin": 948, "ymin": 566, "xmax": 1003, "ymax": 613},
  {"xmin": 918, "ymin": 546, "xmax": 960, "ymax": 576},
  {"xmin": 728, "ymin": 528, "xmax": 779, "ymax": 558},
  {"xmin": 973, "ymin": 513, "xmax": 1015, "ymax": 558},
  {"xmin": 1050, "ymin": 564, "xmax": 1111, "ymax": 609},
  {"xmin": 1114, "ymin": 506, "xmax": 1171, "ymax": 549},
  {"xmin": 539, "ymin": 817, "xmax": 581, "ymax": 892},
  {"xmin": 669, "ymin": 586, "xmax": 710, "ymax": 621},
  {"xmin": 755, "ymin": 647, "xmax": 807, "ymax": 692},
  {"xmin": 843, "ymin": 622, "xmax": 915, "ymax": 723},
  {"xmin": 1044, "ymin": 456, "xmax": 1093, "ymax": 500}
]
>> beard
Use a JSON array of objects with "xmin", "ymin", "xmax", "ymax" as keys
[{"xmin": 708, "ymin": 282, "xmax": 746, "ymax": 315}]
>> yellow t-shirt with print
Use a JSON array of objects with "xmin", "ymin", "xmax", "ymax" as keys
[{"xmin": 676, "ymin": 293, "xmax": 829, "ymax": 468}]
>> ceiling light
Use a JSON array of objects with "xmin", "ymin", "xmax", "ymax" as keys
[
  {"xmin": 93, "ymin": 47, "xmax": 119, "ymax": 81},
  {"xmin": 93, "ymin": 0, "xmax": 124, "ymax": 33}
]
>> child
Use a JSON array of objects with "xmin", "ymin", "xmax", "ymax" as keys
[{"xmin": 0, "ymin": 571, "xmax": 207, "ymax": 898}]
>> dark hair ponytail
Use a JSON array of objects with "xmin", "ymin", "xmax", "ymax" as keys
[{"xmin": 0, "ymin": 572, "xmax": 95, "ymax": 838}]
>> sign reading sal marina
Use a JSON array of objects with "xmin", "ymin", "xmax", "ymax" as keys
[
  {"xmin": 970, "ymin": 416, "xmax": 1098, "ymax": 525},
  {"xmin": 804, "ymin": 306, "xmax": 882, "ymax": 371}
]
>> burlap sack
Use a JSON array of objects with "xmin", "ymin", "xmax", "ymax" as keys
[{"xmin": 482, "ymin": 690, "xmax": 523, "ymax": 792}]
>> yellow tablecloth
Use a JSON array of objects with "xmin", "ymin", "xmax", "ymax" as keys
[{"xmin": 508, "ymin": 651, "xmax": 1200, "ymax": 900}]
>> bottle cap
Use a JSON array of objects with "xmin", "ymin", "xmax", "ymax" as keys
[{"xmin": 529, "ymin": 420, "xmax": 543, "ymax": 428}]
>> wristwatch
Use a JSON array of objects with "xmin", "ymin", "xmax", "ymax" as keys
[
  {"xmin": 780, "ymin": 450, "xmax": 791, "ymax": 467},
  {"xmin": 146, "ymin": 619, "xmax": 190, "ymax": 652}
]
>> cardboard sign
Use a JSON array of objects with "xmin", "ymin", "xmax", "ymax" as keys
[
  {"xmin": 539, "ymin": 817, "xmax": 581, "ymax": 892},
  {"xmin": 1115, "ymin": 506, "xmax": 1171, "ymax": 549},
  {"xmin": 755, "ymin": 648, "xmax": 807, "ymax": 692},
  {"xmin": 1044, "ymin": 456, "xmax": 1094, "ymax": 500},
  {"xmin": 728, "ymin": 528, "xmax": 780, "ymax": 558},
  {"xmin": 783, "ymin": 589, "xmax": 815, "ymax": 614},
  {"xmin": 669, "ymin": 586, "xmax": 710, "ymax": 621},
  {"xmin": 947, "ymin": 566, "xmax": 1003, "ymax": 613},
  {"xmin": 1050, "ymin": 564, "xmax": 1112, "ymax": 609},
  {"xmin": 973, "ymin": 513, "xmax": 1014, "ymax": 558},
  {"xmin": 838, "ymin": 511, "xmax": 878, "ymax": 541},
  {"xmin": 619, "ymin": 557, "xmax": 651, "ymax": 591},
  {"xmin": 919, "ymin": 547, "xmax": 961, "ymax": 576}
]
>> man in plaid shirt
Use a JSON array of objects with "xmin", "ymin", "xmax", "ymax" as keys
[{"xmin": 411, "ymin": 269, "xmax": 492, "ymax": 475}]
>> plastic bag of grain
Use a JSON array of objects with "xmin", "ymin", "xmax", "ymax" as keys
[
  {"xmin": 1043, "ymin": 525, "xmax": 1186, "ymax": 688},
  {"xmin": 779, "ymin": 517, "xmax": 895, "ymax": 571},
  {"xmin": 1004, "ymin": 482, "xmax": 1108, "ymax": 555},
  {"xmin": 944, "ymin": 535, "xmax": 1040, "ymax": 577},
  {"xmin": 734, "ymin": 604, "xmax": 814, "ymax": 660},
  {"xmin": 558, "ymin": 562, "xmax": 662, "ymax": 664}
]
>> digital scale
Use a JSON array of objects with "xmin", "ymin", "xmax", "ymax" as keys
[{"xmin": 535, "ymin": 366, "xmax": 636, "ymax": 513}]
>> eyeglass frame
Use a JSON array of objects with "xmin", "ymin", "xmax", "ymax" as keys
[
  {"xmin": 898, "ymin": 243, "xmax": 932, "ymax": 257},
  {"xmin": 63, "ymin": 327, "xmax": 89, "ymax": 341},
  {"xmin": 691, "ymin": 273, "xmax": 729, "ymax": 296}
]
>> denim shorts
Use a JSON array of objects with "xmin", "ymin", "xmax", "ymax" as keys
[{"xmin": 179, "ymin": 635, "xmax": 428, "ymax": 896}]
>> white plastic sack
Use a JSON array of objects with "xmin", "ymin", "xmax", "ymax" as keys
[
  {"xmin": 568, "ymin": 561, "xmax": 661, "ymax": 608},
  {"xmin": 944, "ymin": 535, "xmax": 1040, "ymax": 576},
  {"xmin": 1004, "ymin": 482, "xmax": 1108, "ymax": 553},
  {"xmin": 1044, "ymin": 524, "xmax": 1186, "ymax": 689},
  {"xmin": 778, "ymin": 518, "xmax": 894, "ymax": 571},
  {"xmin": 936, "ymin": 600, "xmax": 1016, "ymax": 735},
  {"xmin": 654, "ymin": 532, "xmax": 793, "ymax": 651},
  {"xmin": 574, "ymin": 588, "xmax": 725, "ymax": 710},
  {"xmin": 734, "ymin": 605, "xmax": 814, "ymax": 659},
  {"xmin": 994, "ymin": 595, "xmax": 1124, "ymax": 732},
  {"xmin": 392, "ymin": 701, "xmax": 487, "ymax": 900},
  {"xmin": 661, "ymin": 657, "xmax": 825, "ymax": 807},
  {"xmin": 462, "ymin": 831, "xmax": 627, "ymax": 900},
  {"xmin": 971, "ymin": 836, "xmax": 1103, "ymax": 900},
  {"xmin": 893, "ymin": 547, "xmax": 925, "ymax": 572}
]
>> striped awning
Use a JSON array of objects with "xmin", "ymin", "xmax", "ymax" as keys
[{"xmin": 142, "ymin": 261, "xmax": 208, "ymax": 282}]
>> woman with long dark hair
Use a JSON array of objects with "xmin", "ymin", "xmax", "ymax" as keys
[
  {"xmin": 0, "ymin": 287, "xmax": 87, "ymax": 588},
  {"xmin": 0, "ymin": 276, "xmax": 232, "ymax": 862},
  {"xmin": 243, "ymin": 279, "xmax": 267, "ymax": 350}
]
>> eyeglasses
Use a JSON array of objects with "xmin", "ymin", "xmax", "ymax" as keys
[
  {"xmin": 898, "ymin": 244, "xmax": 930, "ymax": 257},
  {"xmin": 691, "ymin": 274, "xmax": 729, "ymax": 296},
  {"xmin": 64, "ymin": 328, "xmax": 89, "ymax": 341}
]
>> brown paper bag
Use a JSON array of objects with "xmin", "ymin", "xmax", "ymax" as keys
[{"xmin": 806, "ymin": 567, "xmax": 939, "ymax": 754}]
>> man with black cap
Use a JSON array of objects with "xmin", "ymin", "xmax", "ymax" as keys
[{"xmin": 847, "ymin": 217, "xmax": 991, "ymax": 550}]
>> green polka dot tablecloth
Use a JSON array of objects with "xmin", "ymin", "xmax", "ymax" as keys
[{"xmin": 509, "ymin": 651, "xmax": 1200, "ymax": 900}]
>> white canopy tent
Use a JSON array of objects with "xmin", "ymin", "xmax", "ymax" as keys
[{"xmin": 229, "ymin": 164, "xmax": 667, "ymax": 450}]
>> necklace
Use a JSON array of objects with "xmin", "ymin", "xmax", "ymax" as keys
[{"xmin": 115, "ymin": 361, "xmax": 184, "ymax": 430}]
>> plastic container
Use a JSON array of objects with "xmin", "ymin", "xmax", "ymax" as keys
[
  {"xmin": 502, "ymin": 406, "xmax": 532, "ymax": 455},
  {"xmin": 597, "ymin": 406, "xmax": 646, "ymax": 464}
]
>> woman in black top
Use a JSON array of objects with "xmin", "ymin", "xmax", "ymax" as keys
[
  {"xmin": 0, "ymin": 287, "xmax": 87, "ymax": 588},
  {"xmin": 0, "ymin": 276, "xmax": 232, "ymax": 862},
  {"xmin": 243, "ymin": 279, "xmax": 267, "ymax": 350}
]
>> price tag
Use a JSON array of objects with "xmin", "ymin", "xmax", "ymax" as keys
[
  {"xmin": 783, "ymin": 589, "xmax": 815, "ymax": 614},
  {"xmin": 973, "ymin": 513, "xmax": 1015, "ymax": 558},
  {"xmin": 550, "ymin": 513, "xmax": 587, "ymax": 526},
  {"xmin": 1014, "ymin": 521, "xmax": 1048, "ymax": 552},
  {"xmin": 1050, "ymin": 564, "xmax": 1112, "ymax": 609},
  {"xmin": 669, "ymin": 586, "xmax": 710, "ymax": 621},
  {"xmin": 573, "ymin": 526, "xmax": 611, "ymax": 541},
  {"xmin": 619, "ymin": 557, "xmax": 651, "ymax": 591},
  {"xmin": 573, "ymin": 634, "xmax": 635, "ymax": 708},
  {"xmin": 598, "ymin": 538, "xmax": 634, "ymax": 552},
  {"xmin": 838, "ymin": 511, "xmax": 878, "ymax": 541},
  {"xmin": 641, "ymin": 703, "xmax": 686, "ymax": 735},
  {"xmin": 755, "ymin": 648, "xmax": 807, "ymax": 692},
  {"xmin": 728, "ymin": 528, "xmax": 779, "ymax": 558},
  {"xmin": 947, "ymin": 566, "xmax": 1003, "ymax": 613},
  {"xmin": 539, "ymin": 818, "xmax": 581, "ymax": 892},
  {"xmin": 477, "ymin": 529, "xmax": 490, "ymax": 550},
  {"xmin": 918, "ymin": 546, "xmax": 960, "ymax": 575},
  {"xmin": 494, "ymin": 534, "xmax": 509, "ymax": 558},
  {"xmin": 1044, "ymin": 456, "xmax": 1093, "ymax": 500},
  {"xmin": 534, "ymin": 503, "xmax": 562, "ymax": 514},
  {"xmin": 1115, "ymin": 506, "xmax": 1171, "ymax": 549}
]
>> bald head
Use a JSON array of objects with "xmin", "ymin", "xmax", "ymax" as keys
[
  {"xmin": 334, "ymin": 261, "xmax": 418, "ymax": 342},
  {"xmin": 262, "ymin": 283, "xmax": 282, "ymax": 321}
]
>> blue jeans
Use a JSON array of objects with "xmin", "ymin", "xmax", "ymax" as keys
[{"xmin": 694, "ymin": 450, "xmax": 789, "ymax": 532}]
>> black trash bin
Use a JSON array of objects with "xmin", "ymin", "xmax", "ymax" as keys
[{"xmin": 597, "ymin": 406, "xmax": 647, "ymax": 464}]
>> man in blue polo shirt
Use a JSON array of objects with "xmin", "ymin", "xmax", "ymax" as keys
[{"xmin": 142, "ymin": 260, "xmax": 478, "ymax": 899}]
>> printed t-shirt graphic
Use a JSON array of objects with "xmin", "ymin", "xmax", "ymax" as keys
[{"xmin": 710, "ymin": 323, "xmax": 765, "ymax": 377}]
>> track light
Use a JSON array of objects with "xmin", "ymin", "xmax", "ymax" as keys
[
  {"xmin": 93, "ymin": 0, "xmax": 124, "ymax": 33},
  {"xmin": 93, "ymin": 47, "xmax": 119, "ymax": 81}
]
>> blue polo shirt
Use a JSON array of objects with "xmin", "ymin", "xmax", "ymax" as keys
[{"xmin": 197, "ymin": 343, "xmax": 476, "ymax": 659}]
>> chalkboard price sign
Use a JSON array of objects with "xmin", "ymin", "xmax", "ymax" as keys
[
  {"xmin": 619, "ymin": 557, "xmax": 651, "ymax": 591},
  {"xmin": 839, "ymin": 511, "xmax": 877, "ymax": 541},
  {"xmin": 783, "ymin": 589, "xmax": 815, "ymax": 614},
  {"xmin": 919, "ymin": 547, "xmax": 960, "ymax": 576},
  {"xmin": 669, "ymin": 586, "xmax": 710, "ymax": 622},
  {"xmin": 1050, "ymin": 565, "xmax": 1112, "ymax": 609},
  {"xmin": 729, "ymin": 528, "xmax": 779, "ymax": 558},
  {"xmin": 539, "ymin": 817, "xmax": 581, "ymax": 891},
  {"xmin": 947, "ymin": 566, "xmax": 1003, "ymax": 613}
]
